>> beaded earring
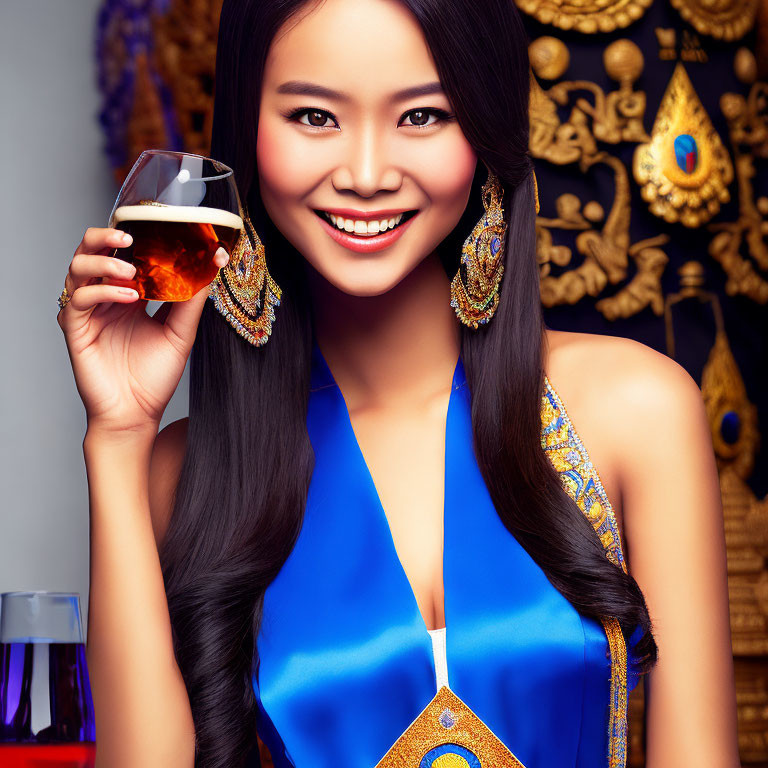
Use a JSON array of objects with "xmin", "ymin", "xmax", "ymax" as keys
[
  {"xmin": 450, "ymin": 169, "xmax": 508, "ymax": 329},
  {"xmin": 208, "ymin": 209, "xmax": 282, "ymax": 346}
]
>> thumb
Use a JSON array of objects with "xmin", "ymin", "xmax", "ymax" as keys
[{"xmin": 163, "ymin": 248, "xmax": 227, "ymax": 346}]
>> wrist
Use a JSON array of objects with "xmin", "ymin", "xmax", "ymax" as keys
[{"xmin": 84, "ymin": 421, "xmax": 159, "ymax": 452}]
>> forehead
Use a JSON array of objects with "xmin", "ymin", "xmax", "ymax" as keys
[{"xmin": 263, "ymin": 0, "xmax": 440, "ymax": 95}]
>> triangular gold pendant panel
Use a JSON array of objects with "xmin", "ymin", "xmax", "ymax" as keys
[
  {"xmin": 633, "ymin": 63, "xmax": 733, "ymax": 227},
  {"xmin": 374, "ymin": 686, "xmax": 527, "ymax": 767}
]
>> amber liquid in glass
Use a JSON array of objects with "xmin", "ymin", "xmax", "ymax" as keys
[{"xmin": 110, "ymin": 204, "xmax": 243, "ymax": 301}]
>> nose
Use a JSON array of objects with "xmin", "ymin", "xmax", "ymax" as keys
[{"xmin": 331, "ymin": 122, "xmax": 402, "ymax": 198}]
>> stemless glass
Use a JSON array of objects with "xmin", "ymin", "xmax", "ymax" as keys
[
  {"xmin": 107, "ymin": 149, "xmax": 244, "ymax": 301},
  {"xmin": 0, "ymin": 592, "xmax": 95, "ymax": 767}
]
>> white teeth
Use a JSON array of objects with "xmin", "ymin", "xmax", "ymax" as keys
[{"xmin": 325, "ymin": 211, "xmax": 405, "ymax": 235}]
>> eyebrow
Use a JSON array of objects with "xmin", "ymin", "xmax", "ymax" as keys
[{"xmin": 275, "ymin": 80, "xmax": 445, "ymax": 102}]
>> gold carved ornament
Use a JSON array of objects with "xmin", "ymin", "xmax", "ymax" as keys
[
  {"xmin": 514, "ymin": 0, "xmax": 652, "ymax": 34},
  {"xmin": 633, "ymin": 62, "xmax": 734, "ymax": 228},
  {"xmin": 529, "ymin": 38, "xmax": 669, "ymax": 320},
  {"xmin": 708, "ymin": 49, "xmax": 768, "ymax": 304},
  {"xmin": 668, "ymin": 0, "xmax": 758, "ymax": 42}
]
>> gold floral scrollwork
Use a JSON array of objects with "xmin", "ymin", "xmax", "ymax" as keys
[
  {"xmin": 634, "ymin": 63, "xmax": 734, "ymax": 227},
  {"xmin": 514, "ymin": 0, "xmax": 652, "ymax": 34},
  {"xmin": 668, "ymin": 0, "xmax": 758, "ymax": 41},
  {"xmin": 708, "ymin": 51, "xmax": 768, "ymax": 304},
  {"xmin": 537, "ymin": 152, "xmax": 669, "ymax": 319},
  {"xmin": 546, "ymin": 39, "xmax": 650, "ymax": 144}
]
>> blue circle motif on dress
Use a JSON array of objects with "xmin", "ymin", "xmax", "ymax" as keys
[
  {"xmin": 420, "ymin": 743, "xmax": 482, "ymax": 767},
  {"xmin": 674, "ymin": 134, "xmax": 698, "ymax": 174}
]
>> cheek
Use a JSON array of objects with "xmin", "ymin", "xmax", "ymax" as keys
[
  {"xmin": 414, "ymin": 134, "xmax": 477, "ymax": 213},
  {"xmin": 256, "ymin": 115, "xmax": 321, "ymax": 208}
]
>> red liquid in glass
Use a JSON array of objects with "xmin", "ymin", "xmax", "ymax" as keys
[
  {"xmin": 1, "ymin": 643, "xmax": 96, "ymax": 766},
  {"xmin": 0, "ymin": 743, "xmax": 95, "ymax": 767}
]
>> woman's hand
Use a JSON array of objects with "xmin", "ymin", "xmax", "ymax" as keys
[{"xmin": 57, "ymin": 226, "xmax": 229, "ymax": 435}]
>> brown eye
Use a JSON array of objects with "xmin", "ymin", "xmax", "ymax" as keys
[
  {"xmin": 400, "ymin": 109, "xmax": 451, "ymax": 128},
  {"xmin": 307, "ymin": 110, "xmax": 329, "ymax": 127},
  {"xmin": 408, "ymin": 110, "xmax": 430, "ymax": 126},
  {"xmin": 291, "ymin": 109, "xmax": 338, "ymax": 129}
]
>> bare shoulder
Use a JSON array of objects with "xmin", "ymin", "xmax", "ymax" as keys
[
  {"xmin": 148, "ymin": 417, "xmax": 189, "ymax": 549},
  {"xmin": 544, "ymin": 327, "xmax": 706, "ymax": 461},
  {"xmin": 543, "ymin": 329, "xmax": 708, "ymax": 558}
]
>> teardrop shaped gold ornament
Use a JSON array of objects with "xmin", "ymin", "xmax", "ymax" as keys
[{"xmin": 633, "ymin": 63, "xmax": 733, "ymax": 228}]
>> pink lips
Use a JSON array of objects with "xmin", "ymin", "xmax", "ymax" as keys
[{"xmin": 316, "ymin": 211, "xmax": 418, "ymax": 254}]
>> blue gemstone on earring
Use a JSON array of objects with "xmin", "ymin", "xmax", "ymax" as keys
[
  {"xmin": 490, "ymin": 236, "xmax": 501, "ymax": 255},
  {"xmin": 674, "ymin": 134, "xmax": 698, "ymax": 174}
]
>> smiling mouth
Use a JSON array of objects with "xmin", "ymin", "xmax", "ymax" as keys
[{"xmin": 313, "ymin": 209, "xmax": 419, "ymax": 237}]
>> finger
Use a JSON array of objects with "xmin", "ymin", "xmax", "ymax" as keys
[
  {"xmin": 162, "ymin": 248, "xmax": 229, "ymax": 347},
  {"xmin": 75, "ymin": 227, "xmax": 133, "ymax": 256},
  {"xmin": 69, "ymin": 253, "xmax": 137, "ymax": 290},
  {"xmin": 213, "ymin": 246, "xmax": 230, "ymax": 270},
  {"xmin": 63, "ymin": 284, "xmax": 139, "ymax": 321}
]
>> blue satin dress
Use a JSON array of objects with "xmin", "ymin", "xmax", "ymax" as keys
[{"xmin": 252, "ymin": 342, "xmax": 642, "ymax": 768}]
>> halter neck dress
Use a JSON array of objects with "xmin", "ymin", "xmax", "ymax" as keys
[{"xmin": 251, "ymin": 341, "xmax": 642, "ymax": 768}]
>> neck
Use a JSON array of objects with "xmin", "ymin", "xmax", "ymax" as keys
[{"xmin": 309, "ymin": 253, "xmax": 461, "ymax": 412}]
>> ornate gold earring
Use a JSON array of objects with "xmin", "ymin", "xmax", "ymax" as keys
[
  {"xmin": 450, "ymin": 169, "xmax": 508, "ymax": 328},
  {"xmin": 208, "ymin": 209, "xmax": 282, "ymax": 346}
]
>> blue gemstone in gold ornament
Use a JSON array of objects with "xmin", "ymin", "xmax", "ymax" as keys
[
  {"xmin": 420, "ymin": 743, "xmax": 481, "ymax": 767},
  {"xmin": 720, "ymin": 410, "xmax": 740, "ymax": 444},
  {"xmin": 490, "ymin": 236, "xmax": 501, "ymax": 255},
  {"xmin": 633, "ymin": 63, "xmax": 733, "ymax": 227},
  {"xmin": 674, "ymin": 134, "xmax": 698, "ymax": 174}
]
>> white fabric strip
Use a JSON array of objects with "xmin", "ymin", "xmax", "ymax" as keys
[{"xmin": 427, "ymin": 626, "xmax": 449, "ymax": 691}]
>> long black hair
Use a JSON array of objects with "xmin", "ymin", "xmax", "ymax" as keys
[{"xmin": 159, "ymin": 1, "xmax": 658, "ymax": 765}]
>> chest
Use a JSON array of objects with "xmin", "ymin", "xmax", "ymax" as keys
[{"xmin": 349, "ymin": 398, "xmax": 450, "ymax": 632}]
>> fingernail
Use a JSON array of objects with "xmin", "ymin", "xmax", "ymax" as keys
[
  {"xmin": 118, "ymin": 287, "xmax": 138, "ymax": 297},
  {"xmin": 121, "ymin": 232, "xmax": 133, "ymax": 245},
  {"xmin": 120, "ymin": 261, "xmax": 136, "ymax": 277}
]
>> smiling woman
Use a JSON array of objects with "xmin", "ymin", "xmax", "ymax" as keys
[{"xmin": 61, "ymin": 0, "xmax": 739, "ymax": 766}]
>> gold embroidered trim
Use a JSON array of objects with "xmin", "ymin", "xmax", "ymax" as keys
[{"xmin": 541, "ymin": 375, "xmax": 630, "ymax": 768}]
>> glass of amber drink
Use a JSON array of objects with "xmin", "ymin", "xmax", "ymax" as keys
[{"xmin": 107, "ymin": 149, "xmax": 244, "ymax": 301}]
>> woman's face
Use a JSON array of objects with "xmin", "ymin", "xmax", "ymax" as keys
[{"xmin": 257, "ymin": 0, "xmax": 478, "ymax": 297}]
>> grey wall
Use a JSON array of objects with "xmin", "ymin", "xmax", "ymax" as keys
[{"xmin": 0, "ymin": 1, "xmax": 190, "ymax": 637}]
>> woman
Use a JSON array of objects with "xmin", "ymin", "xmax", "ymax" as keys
[{"xmin": 57, "ymin": 0, "xmax": 740, "ymax": 766}]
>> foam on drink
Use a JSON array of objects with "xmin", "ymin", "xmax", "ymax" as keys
[
  {"xmin": 109, "ymin": 203, "xmax": 244, "ymax": 302},
  {"xmin": 111, "ymin": 204, "xmax": 243, "ymax": 230}
]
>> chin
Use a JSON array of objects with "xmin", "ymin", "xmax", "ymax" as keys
[{"xmin": 320, "ymin": 268, "xmax": 412, "ymax": 298}]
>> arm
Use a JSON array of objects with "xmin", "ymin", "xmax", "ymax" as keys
[
  {"xmin": 614, "ymin": 344, "xmax": 740, "ymax": 767},
  {"xmin": 84, "ymin": 424, "xmax": 194, "ymax": 768}
]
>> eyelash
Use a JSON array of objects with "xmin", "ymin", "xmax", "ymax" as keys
[{"xmin": 285, "ymin": 107, "xmax": 455, "ymax": 130}]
